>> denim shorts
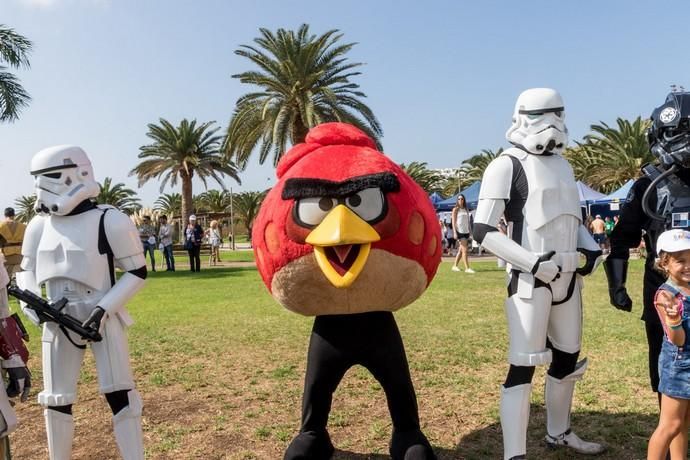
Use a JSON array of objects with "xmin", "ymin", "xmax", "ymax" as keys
[{"xmin": 658, "ymin": 341, "xmax": 690, "ymax": 399}]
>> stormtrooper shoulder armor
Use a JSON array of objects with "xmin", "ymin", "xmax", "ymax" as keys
[
  {"xmin": 102, "ymin": 207, "xmax": 145, "ymax": 261},
  {"xmin": 478, "ymin": 153, "xmax": 517, "ymax": 200},
  {"xmin": 20, "ymin": 215, "xmax": 47, "ymax": 271}
]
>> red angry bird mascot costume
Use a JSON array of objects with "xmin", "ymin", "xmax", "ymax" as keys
[{"xmin": 253, "ymin": 123, "xmax": 441, "ymax": 459}]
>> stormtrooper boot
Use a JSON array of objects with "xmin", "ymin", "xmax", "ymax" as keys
[
  {"xmin": 501, "ymin": 383, "xmax": 531, "ymax": 460},
  {"xmin": 112, "ymin": 390, "xmax": 145, "ymax": 460},
  {"xmin": 544, "ymin": 360, "xmax": 604, "ymax": 455},
  {"xmin": 44, "ymin": 408, "xmax": 74, "ymax": 460}
]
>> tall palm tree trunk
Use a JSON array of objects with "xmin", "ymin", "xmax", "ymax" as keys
[
  {"xmin": 291, "ymin": 115, "xmax": 309, "ymax": 144},
  {"xmin": 181, "ymin": 173, "xmax": 193, "ymax": 223}
]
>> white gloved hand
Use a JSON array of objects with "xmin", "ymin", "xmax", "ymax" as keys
[
  {"xmin": 20, "ymin": 304, "xmax": 40, "ymax": 326},
  {"xmin": 532, "ymin": 251, "xmax": 560, "ymax": 283}
]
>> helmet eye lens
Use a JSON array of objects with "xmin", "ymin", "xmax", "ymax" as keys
[
  {"xmin": 527, "ymin": 113, "xmax": 542, "ymax": 120},
  {"xmin": 43, "ymin": 172, "xmax": 62, "ymax": 179},
  {"xmin": 554, "ymin": 111, "xmax": 562, "ymax": 118}
]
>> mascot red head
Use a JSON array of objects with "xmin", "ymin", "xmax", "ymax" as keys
[{"xmin": 253, "ymin": 122, "xmax": 441, "ymax": 315}]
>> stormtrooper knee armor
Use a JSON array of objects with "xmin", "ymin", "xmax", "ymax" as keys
[
  {"xmin": 16, "ymin": 145, "xmax": 147, "ymax": 460},
  {"xmin": 473, "ymin": 89, "xmax": 604, "ymax": 459}
]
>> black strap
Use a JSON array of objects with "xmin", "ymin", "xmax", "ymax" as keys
[
  {"xmin": 552, "ymin": 273, "xmax": 578, "ymax": 306},
  {"xmin": 507, "ymin": 269, "xmax": 577, "ymax": 305},
  {"xmin": 60, "ymin": 325, "xmax": 86, "ymax": 349},
  {"xmin": 98, "ymin": 209, "xmax": 116, "ymax": 287}
]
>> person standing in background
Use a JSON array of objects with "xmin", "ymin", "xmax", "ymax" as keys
[
  {"xmin": 185, "ymin": 215, "xmax": 203, "ymax": 272},
  {"xmin": 0, "ymin": 208, "xmax": 26, "ymax": 279},
  {"xmin": 207, "ymin": 220, "xmax": 222, "ymax": 266},
  {"xmin": 604, "ymin": 216, "xmax": 615, "ymax": 254},
  {"xmin": 590, "ymin": 214, "xmax": 606, "ymax": 251},
  {"xmin": 451, "ymin": 194, "xmax": 475, "ymax": 273},
  {"xmin": 158, "ymin": 215, "xmax": 174, "ymax": 271},
  {"xmin": 137, "ymin": 215, "xmax": 156, "ymax": 272}
]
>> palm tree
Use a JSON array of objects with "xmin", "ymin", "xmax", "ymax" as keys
[
  {"xmin": 153, "ymin": 192, "xmax": 182, "ymax": 218},
  {"xmin": 565, "ymin": 117, "xmax": 652, "ymax": 193},
  {"xmin": 224, "ymin": 24, "xmax": 382, "ymax": 168},
  {"xmin": 130, "ymin": 207, "xmax": 160, "ymax": 226},
  {"xmin": 460, "ymin": 148, "xmax": 504, "ymax": 184},
  {"xmin": 97, "ymin": 177, "xmax": 141, "ymax": 215},
  {"xmin": 399, "ymin": 162, "xmax": 443, "ymax": 194},
  {"xmin": 192, "ymin": 194, "xmax": 210, "ymax": 214},
  {"xmin": 0, "ymin": 25, "xmax": 32, "ymax": 122},
  {"xmin": 13, "ymin": 194, "xmax": 36, "ymax": 223},
  {"xmin": 440, "ymin": 172, "xmax": 462, "ymax": 197},
  {"xmin": 130, "ymin": 118, "xmax": 241, "ymax": 223},
  {"xmin": 234, "ymin": 190, "xmax": 267, "ymax": 242},
  {"xmin": 197, "ymin": 189, "xmax": 232, "ymax": 213}
]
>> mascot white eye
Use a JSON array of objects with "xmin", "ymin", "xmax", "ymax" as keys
[
  {"xmin": 296, "ymin": 197, "xmax": 338, "ymax": 226},
  {"xmin": 345, "ymin": 187, "xmax": 385, "ymax": 222}
]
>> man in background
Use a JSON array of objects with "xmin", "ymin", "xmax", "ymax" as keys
[
  {"xmin": 0, "ymin": 208, "xmax": 26, "ymax": 279},
  {"xmin": 590, "ymin": 214, "xmax": 606, "ymax": 251},
  {"xmin": 137, "ymin": 215, "xmax": 156, "ymax": 272},
  {"xmin": 158, "ymin": 215, "xmax": 175, "ymax": 271}
]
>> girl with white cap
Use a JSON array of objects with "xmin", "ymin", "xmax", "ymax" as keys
[{"xmin": 649, "ymin": 229, "xmax": 690, "ymax": 459}]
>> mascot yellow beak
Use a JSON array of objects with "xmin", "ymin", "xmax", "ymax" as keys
[{"xmin": 306, "ymin": 205, "xmax": 380, "ymax": 288}]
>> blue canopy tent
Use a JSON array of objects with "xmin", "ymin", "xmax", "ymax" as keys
[
  {"xmin": 588, "ymin": 179, "xmax": 635, "ymax": 218},
  {"xmin": 435, "ymin": 181, "xmax": 482, "ymax": 212},
  {"xmin": 429, "ymin": 192, "xmax": 444, "ymax": 207},
  {"xmin": 577, "ymin": 181, "xmax": 606, "ymax": 204},
  {"xmin": 576, "ymin": 181, "xmax": 606, "ymax": 219}
]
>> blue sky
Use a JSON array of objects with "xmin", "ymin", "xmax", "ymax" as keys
[{"xmin": 1, "ymin": 0, "xmax": 689, "ymax": 208}]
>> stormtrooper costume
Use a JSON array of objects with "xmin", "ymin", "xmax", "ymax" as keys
[
  {"xmin": 0, "ymin": 255, "xmax": 31, "ymax": 458},
  {"xmin": 606, "ymin": 91, "xmax": 690, "ymax": 395},
  {"xmin": 16, "ymin": 145, "xmax": 147, "ymax": 460},
  {"xmin": 473, "ymin": 89, "xmax": 604, "ymax": 460}
]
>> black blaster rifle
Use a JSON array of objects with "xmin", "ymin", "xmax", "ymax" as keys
[{"xmin": 7, "ymin": 285, "xmax": 103, "ymax": 342}]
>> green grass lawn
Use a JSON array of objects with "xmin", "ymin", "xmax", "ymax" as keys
[{"xmin": 12, "ymin": 259, "xmax": 657, "ymax": 459}]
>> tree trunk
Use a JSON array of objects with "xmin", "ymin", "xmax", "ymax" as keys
[
  {"xmin": 291, "ymin": 114, "xmax": 309, "ymax": 144},
  {"xmin": 181, "ymin": 172, "xmax": 193, "ymax": 224}
]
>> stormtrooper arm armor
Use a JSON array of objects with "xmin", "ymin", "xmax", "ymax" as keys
[
  {"xmin": 575, "ymin": 225, "xmax": 603, "ymax": 276},
  {"xmin": 474, "ymin": 198, "xmax": 558, "ymax": 282},
  {"xmin": 97, "ymin": 255, "xmax": 147, "ymax": 317},
  {"xmin": 96, "ymin": 208, "xmax": 148, "ymax": 317}
]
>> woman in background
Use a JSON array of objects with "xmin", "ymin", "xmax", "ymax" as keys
[
  {"xmin": 451, "ymin": 194, "xmax": 474, "ymax": 273},
  {"xmin": 207, "ymin": 220, "xmax": 222, "ymax": 266},
  {"xmin": 185, "ymin": 215, "xmax": 204, "ymax": 272}
]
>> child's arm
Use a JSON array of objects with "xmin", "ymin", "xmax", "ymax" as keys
[{"xmin": 655, "ymin": 289, "xmax": 685, "ymax": 346}]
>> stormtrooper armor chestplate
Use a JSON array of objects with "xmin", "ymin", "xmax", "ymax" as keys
[
  {"xmin": 508, "ymin": 149, "xmax": 581, "ymax": 269},
  {"xmin": 35, "ymin": 209, "xmax": 111, "ymax": 320}
]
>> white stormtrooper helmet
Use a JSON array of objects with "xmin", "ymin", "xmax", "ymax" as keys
[
  {"xmin": 506, "ymin": 88, "xmax": 568, "ymax": 155},
  {"xmin": 30, "ymin": 145, "xmax": 99, "ymax": 216}
]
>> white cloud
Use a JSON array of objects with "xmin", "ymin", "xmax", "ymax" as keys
[
  {"xmin": 14, "ymin": 0, "xmax": 111, "ymax": 9},
  {"xmin": 15, "ymin": 0, "xmax": 59, "ymax": 8}
]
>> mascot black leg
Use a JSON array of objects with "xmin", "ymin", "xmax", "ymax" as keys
[
  {"xmin": 362, "ymin": 313, "xmax": 436, "ymax": 460},
  {"xmin": 285, "ymin": 320, "xmax": 350, "ymax": 460}
]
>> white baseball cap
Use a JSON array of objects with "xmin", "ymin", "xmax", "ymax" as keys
[
  {"xmin": 657, "ymin": 229, "xmax": 690, "ymax": 253},
  {"xmin": 189, "ymin": 214, "xmax": 197, "ymax": 221}
]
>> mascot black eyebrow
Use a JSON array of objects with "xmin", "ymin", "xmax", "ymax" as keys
[{"xmin": 253, "ymin": 122, "xmax": 441, "ymax": 459}]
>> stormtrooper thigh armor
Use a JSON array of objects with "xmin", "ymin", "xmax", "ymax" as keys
[{"xmin": 39, "ymin": 314, "xmax": 135, "ymax": 407}]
